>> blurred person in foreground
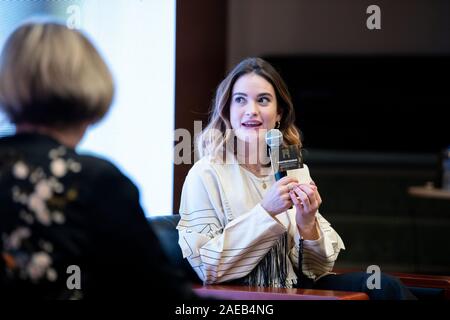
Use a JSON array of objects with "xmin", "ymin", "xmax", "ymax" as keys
[{"xmin": 0, "ymin": 21, "xmax": 194, "ymax": 300}]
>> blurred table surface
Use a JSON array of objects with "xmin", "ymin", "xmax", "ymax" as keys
[
  {"xmin": 193, "ymin": 284, "xmax": 369, "ymax": 300},
  {"xmin": 408, "ymin": 185, "xmax": 450, "ymax": 200}
]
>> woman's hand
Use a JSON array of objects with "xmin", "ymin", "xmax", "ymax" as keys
[
  {"xmin": 261, "ymin": 176, "xmax": 298, "ymax": 216},
  {"xmin": 289, "ymin": 181, "xmax": 322, "ymax": 240}
]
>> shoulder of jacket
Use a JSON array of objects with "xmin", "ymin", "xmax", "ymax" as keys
[{"xmin": 189, "ymin": 156, "xmax": 232, "ymax": 174}]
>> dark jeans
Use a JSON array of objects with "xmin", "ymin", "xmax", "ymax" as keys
[{"xmin": 298, "ymin": 272, "xmax": 417, "ymax": 300}]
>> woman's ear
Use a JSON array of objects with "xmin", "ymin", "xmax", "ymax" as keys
[{"xmin": 276, "ymin": 113, "xmax": 282, "ymax": 122}]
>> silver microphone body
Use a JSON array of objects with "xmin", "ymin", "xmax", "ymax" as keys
[{"xmin": 265, "ymin": 129, "xmax": 303, "ymax": 181}]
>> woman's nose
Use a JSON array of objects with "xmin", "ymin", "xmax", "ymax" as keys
[{"xmin": 245, "ymin": 101, "xmax": 258, "ymax": 116}]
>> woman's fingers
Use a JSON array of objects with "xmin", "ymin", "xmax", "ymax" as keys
[
  {"xmin": 297, "ymin": 184, "xmax": 322, "ymax": 213},
  {"xmin": 298, "ymin": 185, "xmax": 316, "ymax": 202},
  {"xmin": 276, "ymin": 177, "xmax": 299, "ymax": 195},
  {"xmin": 289, "ymin": 191, "xmax": 301, "ymax": 208},
  {"xmin": 278, "ymin": 176, "xmax": 299, "ymax": 186},
  {"xmin": 270, "ymin": 178, "xmax": 322, "ymax": 213},
  {"xmin": 293, "ymin": 186, "xmax": 310, "ymax": 212},
  {"xmin": 315, "ymin": 188, "xmax": 322, "ymax": 206},
  {"xmin": 308, "ymin": 181, "xmax": 322, "ymax": 205}
]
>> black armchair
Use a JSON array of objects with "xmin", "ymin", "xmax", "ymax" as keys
[{"xmin": 147, "ymin": 215, "xmax": 200, "ymax": 283}]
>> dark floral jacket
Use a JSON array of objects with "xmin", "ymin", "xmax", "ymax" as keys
[{"xmin": 0, "ymin": 133, "xmax": 194, "ymax": 300}]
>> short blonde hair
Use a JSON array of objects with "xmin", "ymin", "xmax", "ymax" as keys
[
  {"xmin": 0, "ymin": 22, "xmax": 114, "ymax": 128},
  {"xmin": 197, "ymin": 57, "xmax": 302, "ymax": 159}
]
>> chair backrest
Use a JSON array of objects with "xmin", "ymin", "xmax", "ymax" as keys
[{"xmin": 147, "ymin": 214, "xmax": 200, "ymax": 283}]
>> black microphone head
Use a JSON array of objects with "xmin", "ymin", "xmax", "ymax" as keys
[{"xmin": 265, "ymin": 129, "xmax": 283, "ymax": 148}]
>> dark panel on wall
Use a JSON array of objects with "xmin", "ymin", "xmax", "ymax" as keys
[
  {"xmin": 264, "ymin": 55, "xmax": 450, "ymax": 154},
  {"xmin": 174, "ymin": 0, "xmax": 227, "ymax": 212},
  {"xmin": 263, "ymin": 55, "xmax": 450, "ymax": 274},
  {"xmin": 229, "ymin": 0, "xmax": 450, "ymax": 67}
]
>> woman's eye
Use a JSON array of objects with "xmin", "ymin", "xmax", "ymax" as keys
[
  {"xmin": 235, "ymin": 96, "xmax": 246, "ymax": 104},
  {"xmin": 259, "ymin": 97, "xmax": 270, "ymax": 105}
]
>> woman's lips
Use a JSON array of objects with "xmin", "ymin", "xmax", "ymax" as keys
[{"xmin": 241, "ymin": 121, "xmax": 263, "ymax": 128}]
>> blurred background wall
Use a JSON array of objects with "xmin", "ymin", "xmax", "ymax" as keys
[{"xmin": 0, "ymin": 0, "xmax": 177, "ymax": 216}]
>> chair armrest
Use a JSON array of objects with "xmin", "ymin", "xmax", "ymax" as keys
[{"xmin": 387, "ymin": 272, "xmax": 450, "ymax": 298}]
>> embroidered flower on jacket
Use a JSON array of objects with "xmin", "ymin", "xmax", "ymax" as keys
[
  {"xmin": 48, "ymin": 177, "xmax": 64, "ymax": 193},
  {"xmin": 29, "ymin": 167, "xmax": 45, "ymax": 184},
  {"xmin": 46, "ymin": 268, "xmax": 58, "ymax": 282},
  {"xmin": 66, "ymin": 188, "xmax": 78, "ymax": 201},
  {"xmin": 28, "ymin": 194, "xmax": 51, "ymax": 226},
  {"xmin": 35, "ymin": 179, "xmax": 53, "ymax": 200},
  {"xmin": 2, "ymin": 252, "xmax": 17, "ymax": 270},
  {"xmin": 50, "ymin": 158, "xmax": 67, "ymax": 178},
  {"xmin": 69, "ymin": 161, "xmax": 81, "ymax": 173},
  {"xmin": 13, "ymin": 161, "xmax": 29, "ymax": 179},
  {"xmin": 49, "ymin": 146, "xmax": 66, "ymax": 160},
  {"xmin": 12, "ymin": 186, "xmax": 29, "ymax": 205},
  {"xmin": 27, "ymin": 252, "xmax": 52, "ymax": 282},
  {"xmin": 35, "ymin": 209, "xmax": 52, "ymax": 226},
  {"xmin": 52, "ymin": 211, "xmax": 66, "ymax": 224},
  {"xmin": 3, "ymin": 149, "xmax": 85, "ymax": 292},
  {"xmin": 4, "ymin": 227, "xmax": 31, "ymax": 250}
]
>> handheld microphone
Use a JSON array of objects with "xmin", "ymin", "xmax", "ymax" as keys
[{"xmin": 265, "ymin": 129, "xmax": 303, "ymax": 181}]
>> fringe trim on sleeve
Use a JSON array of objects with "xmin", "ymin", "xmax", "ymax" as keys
[{"xmin": 241, "ymin": 232, "xmax": 291, "ymax": 288}]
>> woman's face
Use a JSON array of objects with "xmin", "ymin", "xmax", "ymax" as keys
[{"xmin": 230, "ymin": 73, "xmax": 281, "ymax": 144}]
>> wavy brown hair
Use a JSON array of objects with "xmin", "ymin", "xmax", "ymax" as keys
[{"xmin": 197, "ymin": 57, "xmax": 302, "ymax": 159}]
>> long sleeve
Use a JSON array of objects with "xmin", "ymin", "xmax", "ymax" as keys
[
  {"xmin": 177, "ymin": 163, "xmax": 286, "ymax": 284},
  {"xmin": 283, "ymin": 165, "xmax": 345, "ymax": 280},
  {"xmin": 288, "ymin": 212, "xmax": 345, "ymax": 280}
]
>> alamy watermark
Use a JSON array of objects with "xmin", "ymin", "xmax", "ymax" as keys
[
  {"xmin": 66, "ymin": 264, "xmax": 81, "ymax": 290},
  {"xmin": 366, "ymin": 264, "xmax": 381, "ymax": 290},
  {"xmin": 66, "ymin": 5, "xmax": 82, "ymax": 30},
  {"xmin": 366, "ymin": 5, "xmax": 381, "ymax": 30},
  {"xmin": 173, "ymin": 121, "xmax": 288, "ymax": 167}
]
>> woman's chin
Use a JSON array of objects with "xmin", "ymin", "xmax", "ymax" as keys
[{"xmin": 235, "ymin": 129, "xmax": 266, "ymax": 144}]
